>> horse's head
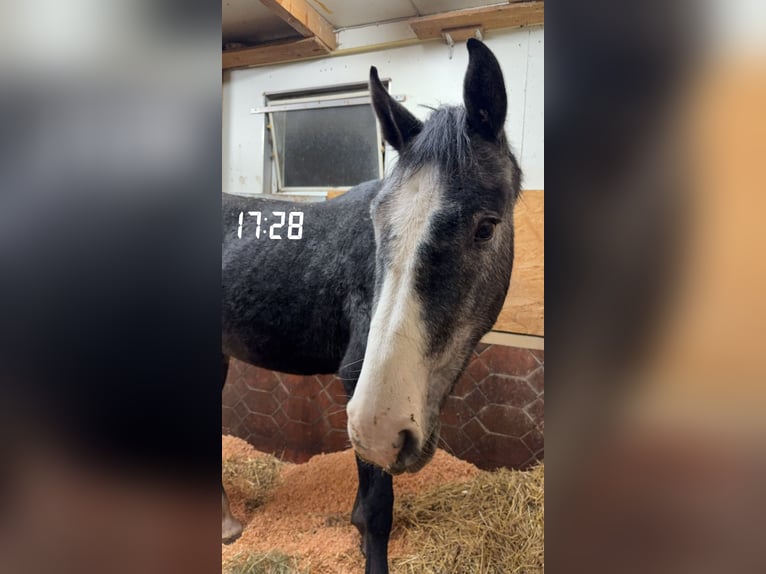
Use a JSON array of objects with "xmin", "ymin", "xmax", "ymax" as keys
[{"xmin": 346, "ymin": 39, "xmax": 521, "ymax": 474}]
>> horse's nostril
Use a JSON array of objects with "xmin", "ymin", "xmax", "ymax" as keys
[{"xmin": 398, "ymin": 429, "xmax": 416, "ymax": 459}]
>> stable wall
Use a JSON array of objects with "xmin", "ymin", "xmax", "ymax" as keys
[
  {"xmin": 223, "ymin": 343, "xmax": 543, "ymax": 471},
  {"xmin": 222, "ymin": 26, "xmax": 543, "ymax": 195}
]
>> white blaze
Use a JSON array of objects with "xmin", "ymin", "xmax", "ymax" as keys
[{"xmin": 346, "ymin": 167, "xmax": 441, "ymax": 470}]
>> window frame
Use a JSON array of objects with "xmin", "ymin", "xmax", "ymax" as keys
[{"xmin": 255, "ymin": 80, "xmax": 398, "ymax": 197}]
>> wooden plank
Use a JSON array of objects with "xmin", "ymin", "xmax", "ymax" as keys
[
  {"xmin": 481, "ymin": 331, "xmax": 543, "ymax": 350},
  {"xmin": 442, "ymin": 25, "xmax": 484, "ymax": 44},
  {"xmin": 493, "ymin": 190, "xmax": 544, "ymax": 336},
  {"xmin": 260, "ymin": 0, "xmax": 337, "ymax": 50},
  {"xmin": 325, "ymin": 189, "xmax": 346, "ymax": 200},
  {"xmin": 222, "ymin": 37, "xmax": 330, "ymax": 71},
  {"xmin": 409, "ymin": 1, "xmax": 544, "ymax": 40}
]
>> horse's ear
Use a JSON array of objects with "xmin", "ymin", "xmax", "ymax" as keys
[
  {"xmin": 369, "ymin": 66, "xmax": 423, "ymax": 151},
  {"xmin": 463, "ymin": 39, "xmax": 507, "ymax": 141}
]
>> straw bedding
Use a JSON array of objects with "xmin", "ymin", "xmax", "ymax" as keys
[{"xmin": 222, "ymin": 435, "xmax": 543, "ymax": 574}]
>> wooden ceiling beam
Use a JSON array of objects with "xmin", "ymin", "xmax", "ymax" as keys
[
  {"xmin": 409, "ymin": 1, "xmax": 544, "ymax": 40},
  {"xmin": 260, "ymin": 0, "xmax": 337, "ymax": 50},
  {"xmin": 223, "ymin": 2, "xmax": 542, "ymax": 70},
  {"xmin": 223, "ymin": 36, "xmax": 330, "ymax": 71}
]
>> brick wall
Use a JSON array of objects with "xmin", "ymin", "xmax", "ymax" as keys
[{"xmin": 222, "ymin": 343, "xmax": 544, "ymax": 471}]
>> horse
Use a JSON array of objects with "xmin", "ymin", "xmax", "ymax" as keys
[{"xmin": 221, "ymin": 39, "xmax": 521, "ymax": 574}]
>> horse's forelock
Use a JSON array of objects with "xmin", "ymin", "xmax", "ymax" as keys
[{"xmin": 399, "ymin": 106, "xmax": 474, "ymax": 176}]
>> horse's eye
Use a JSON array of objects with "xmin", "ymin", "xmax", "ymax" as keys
[{"xmin": 474, "ymin": 219, "xmax": 497, "ymax": 242}]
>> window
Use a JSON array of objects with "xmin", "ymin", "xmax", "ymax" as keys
[{"xmin": 256, "ymin": 81, "xmax": 396, "ymax": 196}]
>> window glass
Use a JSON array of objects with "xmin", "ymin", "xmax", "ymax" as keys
[{"xmin": 271, "ymin": 103, "xmax": 380, "ymax": 189}]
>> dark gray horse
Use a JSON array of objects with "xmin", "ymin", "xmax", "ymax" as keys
[{"xmin": 221, "ymin": 39, "xmax": 521, "ymax": 574}]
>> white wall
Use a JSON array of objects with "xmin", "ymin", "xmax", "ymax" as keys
[{"xmin": 222, "ymin": 26, "xmax": 544, "ymax": 196}]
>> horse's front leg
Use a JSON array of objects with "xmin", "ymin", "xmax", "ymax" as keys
[
  {"xmin": 351, "ymin": 456, "xmax": 393, "ymax": 574},
  {"xmin": 339, "ymin": 334, "xmax": 392, "ymax": 574},
  {"xmin": 221, "ymin": 354, "xmax": 243, "ymax": 543},
  {"xmin": 221, "ymin": 487, "xmax": 242, "ymax": 542}
]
